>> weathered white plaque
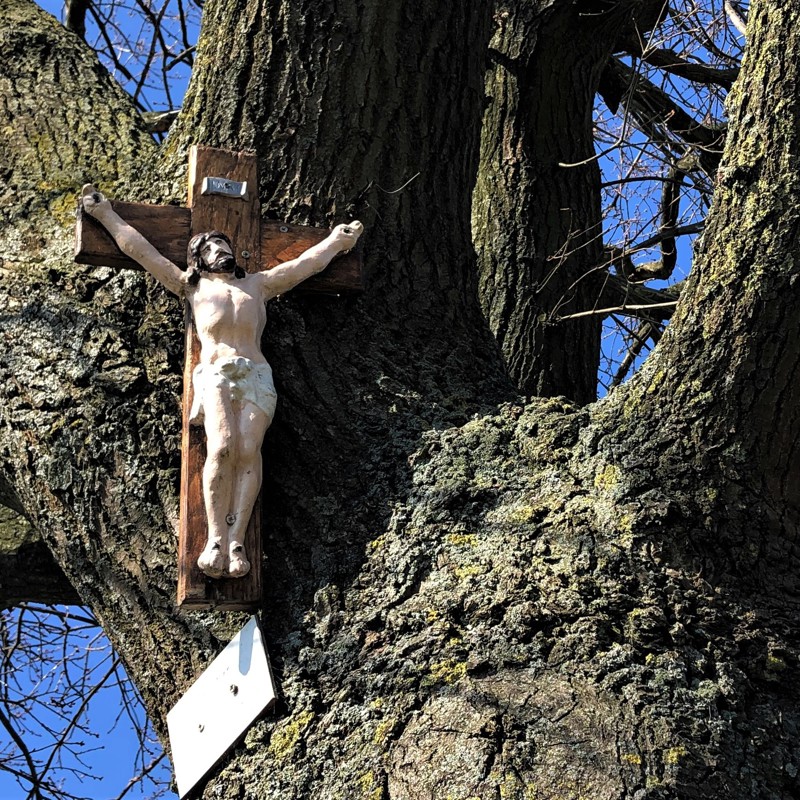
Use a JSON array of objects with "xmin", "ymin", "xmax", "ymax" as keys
[
  {"xmin": 200, "ymin": 176, "xmax": 249, "ymax": 200},
  {"xmin": 167, "ymin": 616, "xmax": 276, "ymax": 797}
]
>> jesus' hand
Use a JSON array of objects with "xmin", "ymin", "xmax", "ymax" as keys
[
  {"xmin": 80, "ymin": 184, "xmax": 114, "ymax": 222},
  {"xmin": 330, "ymin": 221, "xmax": 364, "ymax": 254}
]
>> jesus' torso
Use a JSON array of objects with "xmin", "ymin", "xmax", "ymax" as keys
[{"xmin": 187, "ymin": 273, "xmax": 267, "ymax": 365}]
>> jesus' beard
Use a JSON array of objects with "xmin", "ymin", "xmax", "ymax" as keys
[{"xmin": 204, "ymin": 254, "xmax": 237, "ymax": 274}]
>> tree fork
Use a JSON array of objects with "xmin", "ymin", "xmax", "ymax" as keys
[{"xmin": 3, "ymin": 0, "xmax": 800, "ymax": 797}]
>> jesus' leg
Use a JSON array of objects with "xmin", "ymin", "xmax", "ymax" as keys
[
  {"xmin": 197, "ymin": 385, "xmax": 236, "ymax": 578},
  {"xmin": 226, "ymin": 400, "xmax": 271, "ymax": 578}
]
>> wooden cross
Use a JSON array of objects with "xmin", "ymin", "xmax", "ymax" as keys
[{"xmin": 75, "ymin": 146, "xmax": 362, "ymax": 611}]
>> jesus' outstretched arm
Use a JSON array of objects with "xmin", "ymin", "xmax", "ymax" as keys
[
  {"xmin": 257, "ymin": 221, "xmax": 363, "ymax": 299},
  {"xmin": 80, "ymin": 184, "xmax": 189, "ymax": 297}
]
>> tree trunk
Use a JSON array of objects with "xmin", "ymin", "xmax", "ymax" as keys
[
  {"xmin": 0, "ymin": 508, "xmax": 81, "ymax": 607},
  {"xmin": 473, "ymin": 1, "xmax": 607, "ymax": 403},
  {"xmin": 472, "ymin": 0, "xmax": 665, "ymax": 405},
  {"xmin": 1, "ymin": 0, "xmax": 799, "ymax": 798}
]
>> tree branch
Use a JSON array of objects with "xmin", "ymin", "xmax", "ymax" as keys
[
  {"xmin": 611, "ymin": 319, "xmax": 661, "ymax": 388},
  {"xmin": 0, "ymin": 509, "xmax": 80, "ymax": 608},
  {"xmin": 141, "ymin": 109, "xmax": 179, "ymax": 133},
  {"xmin": 598, "ymin": 57, "xmax": 725, "ymax": 175},
  {"xmin": 598, "ymin": 274, "xmax": 684, "ymax": 320},
  {"xmin": 725, "ymin": 1, "xmax": 748, "ymax": 36},
  {"xmin": 0, "ymin": 704, "xmax": 45, "ymax": 800},
  {"xmin": 610, "ymin": 2, "xmax": 800, "ymax": 505},
  {"xmin": 64, "ymin": 0, "xmax": 90, "ymax": 39},
  {"xmin": 0, "ymin": 540, "xmax": 82, "ymax": 608},
  {"xmin": 606, "ymin": 179, "xmax": 702, "ymax": 283},
  {"xmin": 555, "ymin": 300, "xmax": 678, "ymax": 322},
  {"xmin": 619, "ymin": 38, "xmax": 739, "ymax": 89}
]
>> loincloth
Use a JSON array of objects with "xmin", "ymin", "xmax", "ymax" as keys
[{"xmin": 189, "ymin": 356, "xmax": 277, "ymax": 426}]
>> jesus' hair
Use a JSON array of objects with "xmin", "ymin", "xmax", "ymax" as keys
[{"xmin": 186, "ymin": 231, "xmax": 246, "ymax": 282}]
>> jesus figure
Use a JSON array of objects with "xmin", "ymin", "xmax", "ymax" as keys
[{"xmin": 80, "ymin": 184, "xmax": 363, "ymax": 579}]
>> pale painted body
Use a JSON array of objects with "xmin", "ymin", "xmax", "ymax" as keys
[{"xmin": 80, "ymin": 184, "xmax": 363, "ymax": 578}]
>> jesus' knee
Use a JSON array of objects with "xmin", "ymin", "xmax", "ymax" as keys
[
  {"xmin": 205, "ymin": 437, "xmax": 233, "ymax": 473},
  {"xmin": 237, "ymin": 438, "xmax": 262, "ymax": 476}
]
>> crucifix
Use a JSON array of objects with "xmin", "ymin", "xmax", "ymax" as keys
[{"xmin": 75, "ymin": 146, "xmax": 363, "ymax": 611}]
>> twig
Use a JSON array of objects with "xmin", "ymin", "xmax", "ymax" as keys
[
  {"xmin": 374, "ymin": 173, "xmax": 420, "ymax": 194},
  {"xmin": 0, "ymin": 704, "xmax": 45, "ymax": 800},
  {"xmin": 14, "ymin": 604, "xmax": 97, "ymax": 628},
  {"xmin": 166, "ymin": 45, "xmax": 196, "ymax": 71},
  {"xmin": 725, "ymin": 1, "xmax": 748, "ymax": 36},
  {"xmin": 611, "ymin": 319, "xmax": 658, "ymax": 387},
  {"xmin": 113, "ymin": 752, "xmax": 167, "ymax": 800},
  {"xmin": 625, "ymin": 221, "xmax": 704, "ymax": 253},
  {"xmin": 555, "ymin": 301, "xmax": 678, "ymax": 322},
  {"xmin": 39, "ymin": 658, "xmax": 121, "ymax": 779}
]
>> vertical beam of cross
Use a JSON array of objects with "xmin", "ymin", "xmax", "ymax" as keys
[{"xmin": 178, "ymin": 146, "xmax": 262, "ymax": 610}]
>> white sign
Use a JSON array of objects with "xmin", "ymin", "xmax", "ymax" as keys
[
  {"xmin": 167, "ymin": 616, "xmax": 276, "ymax": 797},
  {"xmin": 201, "ymin": 176, "xmax": 249, "ymax": 200}
]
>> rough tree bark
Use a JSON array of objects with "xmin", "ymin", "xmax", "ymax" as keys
[
  {"xmin": 0, "ymin": 508, "xmax": 81, "ymax": 607},
  {"xmin": 472, "ymin": 0, "xmax": 661, "ymax": 404},
  {"xmin": 1, "ymin": 0, "xmax": 799, "ymax": 798}
]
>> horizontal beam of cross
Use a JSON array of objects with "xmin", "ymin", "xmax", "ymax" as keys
[{"xmin": 75, "ymin": 202, "xmax": 363, "ymax": 294}]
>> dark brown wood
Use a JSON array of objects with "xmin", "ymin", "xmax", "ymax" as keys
[
  {"xmin": 262, "ymin": 220, "xmax": 364, "ymax": 294},
  {"xmin": 178, "ymin": 145, "xmax": 263, "ymax": 611},
  {"xmin": 75, "ymin": 201, "xmax": 191, "ymax": 268},
  {"xmin": 76, "ymin": 203, "xmax": 363, "ymax": 294}
]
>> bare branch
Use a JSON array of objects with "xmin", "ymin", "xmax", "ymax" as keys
[
  {"xmin": 611, "ymin": 320, "xmax": 660, "ymax": 388},
  {"xmin": 725, "ymin": 1, "xmax": 748, "ymax": 36},
  {"xmin": 166, "ymin": 45, "xmax": 196, "ymax": 71},
  {"xmin": 141, "ymin": 109, "xmax": 180, "ymax": 133},
  {"xmin": 64, "ymin": 0, "xmax": 90, "ymax": 40},
  {"xmin": 113, "ymin": 752, "xmax": 168, "ymax": 800},
  {"xmin": 605, "ymin": 173, "xmax": 703, "ymax": 283},
  {"xmin": 598, "ymin": 274, "xmax": 684, "ymax": 317},
  {"xmin": 618, "ymin": 38, "xmax": 739, "ymax": 89},
  {"xmin": 598, "ymin": 57, "xmax": 725, "ymax": 176},
  {"xmin": 0, "ymin": 704, "xmax": 45, "ymax": 800},
  {"xmin": 1, "ymin": 606, "xmax": 171, "ymax": 799},
  {"xmin": 555, "ymin": 301, "xmax": 678, "ymax": 323}
]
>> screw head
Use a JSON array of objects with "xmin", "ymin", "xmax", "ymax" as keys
[
  {"xmin": 279, "ymin": 225, "xmax": 289, "ymax": 233},
  {"xmin": 241, "ymin": 250, "xmax": 251, "ymax": 259}
]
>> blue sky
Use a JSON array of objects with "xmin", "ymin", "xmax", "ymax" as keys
[{"xmin": 0, "ymin": 605, "xmax": 176, "ymax": 800}]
